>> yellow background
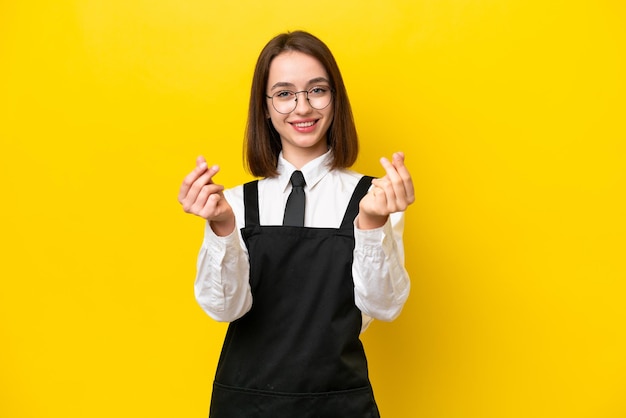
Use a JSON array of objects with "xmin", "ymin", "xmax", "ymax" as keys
[{"xmin": 1, "ymin": 1, "xmax": 625, "ymax": 417}]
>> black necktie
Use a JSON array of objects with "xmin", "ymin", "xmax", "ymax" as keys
[{"xmin": 283, "ymin": 170, "xmax": 306, "ymax": 226}]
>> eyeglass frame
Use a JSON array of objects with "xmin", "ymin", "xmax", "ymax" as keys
[{"xmin": 265, "ymin": 87, "xmax": 334, "ymax": 114}]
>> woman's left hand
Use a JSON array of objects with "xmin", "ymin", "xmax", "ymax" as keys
[{"xmin": 358, "ymin": 152, "xmax": 415, "ymax": 229}]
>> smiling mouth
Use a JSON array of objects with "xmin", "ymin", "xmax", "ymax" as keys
[{"xmin": 291, "ymin": 120, "xmax": 317, "ymax": 128}]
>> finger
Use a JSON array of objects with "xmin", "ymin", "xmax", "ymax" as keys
[
  {"xmin": 179, "ymin": 163, "xmax": 220, "ymax": 206},
  {"xmin": 391, "ymin": 152, "xmax": 415, "ymax": 204},
  {"xmin": 196, "ymin": 164, "xmax": 221, "ymax": 187},
  {"xmin": 196, "ymin": 184, "xmax": 225, "ymax": 205},
  {"xmin": 379, "ymin": 157, "xmax": 407, "ymax": 210},
  {"xmin": 184, "ymin": 169, "xmax": 221, "ymax": 210},
  {"xmin": 371, "ymin": 185, "xmax": 389, "ymax": 209},
  {"xmin": 380, "ymin": 156, "xmax": 401, "ymax": 184},
  {"xmin": 382, "ymin": 153, "xmax": 413, "ymax": 209},
  {"xmin": 371, "ymin": 177, "xmax": 392, "ymax": 193},
  {"xmin": 179, "ymin": 161, "xmax": 208, "ymax": 202},
  {"xmin": 361, "ymin": 184, "xmax": 388, "ymax": 217},
  {"xmin": 198, "ymin": 192, "xmax": 225, "ymax": 219},
  {"xmin": 190, "ymin": 184, "xmax": 225, "ymax": 216},
  {"xmin": 371, "ymin": 176, "xmax": 400, "ymax": 213}
]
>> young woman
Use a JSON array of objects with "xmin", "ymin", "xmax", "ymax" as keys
[{"xmin": 178, "ymin": 30, "xmax": 414, "ymax": 417}]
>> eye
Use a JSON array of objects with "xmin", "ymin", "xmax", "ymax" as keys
[
  {"xmin": 309, "ymin": 86, "xmax": 329, "ymax": 97},
  {"xmin": 275, "ymin": 90, "xmax": 295, "ymax": 100}
]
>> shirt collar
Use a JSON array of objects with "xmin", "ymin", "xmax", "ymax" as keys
[{"xmin": 277, "ymin": 150, "xmax": 333, "ymax": 193}]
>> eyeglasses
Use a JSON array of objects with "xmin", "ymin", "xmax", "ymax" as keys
[{"xmin": 266, "ymin": 86, "xmax": 334, "ymax": 114}]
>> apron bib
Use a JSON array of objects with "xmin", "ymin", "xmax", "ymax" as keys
[{"xmin": 209, "ymin": 175, "xmax": 379, "ymax": 418}]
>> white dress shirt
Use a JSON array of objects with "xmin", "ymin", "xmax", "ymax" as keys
[{"xmin": 194, "ymin": 151, "xmax": 411, "ymax": 332}]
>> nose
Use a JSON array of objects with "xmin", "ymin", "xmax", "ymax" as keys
[{"xmin": 293, "ymin": 91, "xmax": 313, "ymax": 113}]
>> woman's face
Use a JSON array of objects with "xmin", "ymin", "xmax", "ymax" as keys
[{"xmin": 266, "ymin": 51, "xmax": 334, "ymax": 166}]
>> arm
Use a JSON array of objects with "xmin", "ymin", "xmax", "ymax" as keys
[
  {"xmin": 178, "ymin": 157, "xmax": 252, "ymax": 322},
  {"xmin": 353, "ymin": 152, "xmax": 414, "ymax": 322},
  {"xmin": 353, "ymin": 212, "xmax": 410, "ymax": 322},
  {"xmin": 194, "ymin": 221, "xmax": 252, "ymax": 322}
]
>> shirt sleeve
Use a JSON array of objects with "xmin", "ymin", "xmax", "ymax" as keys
[
  {"xmin": 352, "ymin": 211, "xmax": 411, "ymax": 323},
  {"xmin": 194, "ymin": 219, "xmax": 253, "ymax": 323}
]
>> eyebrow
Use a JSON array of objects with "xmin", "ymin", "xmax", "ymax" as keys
[{"xmin": 270, "ymin": 77, "xmax": 331, "ymax": 91}]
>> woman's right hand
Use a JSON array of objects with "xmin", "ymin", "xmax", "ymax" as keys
[{"xmin": 178, "ymin": 156, "xmax": 235, "ymax": 236}]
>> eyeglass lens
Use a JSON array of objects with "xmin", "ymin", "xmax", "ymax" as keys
[{"xmin": 269, "ymin": 87, "xmax": 332, "ymax": 114}]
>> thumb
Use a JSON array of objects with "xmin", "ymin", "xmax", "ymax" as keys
[{"xmin": 196, "ymin": 155, "xmax": 207, "ymax": 166}]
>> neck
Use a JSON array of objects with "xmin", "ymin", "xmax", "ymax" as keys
[{"xmin": 281, "ymin": 145, "xmax": 328, "ymax": 169}]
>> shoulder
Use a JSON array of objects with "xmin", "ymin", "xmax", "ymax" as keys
[
  {"xmin": 331, "ymin": 168, "xmax": 374, "ymax": 191},
  {"xmin": 323, "ymin": 168, "xmax": 370, "ymax": 193},
  {"xmin": 223, "ymin": 183, "xmax": 244, "ymax": 202},
  {"xmin": 330, "ymin": 168, "xmax": 365, "ymax": 183},
  {"xmin": 223, "ymin": 178, "xmax": 266, "ymax": 200},
  {"xmin": 223, "ymin": 178, "xmax": 273, "ymax": 220}
]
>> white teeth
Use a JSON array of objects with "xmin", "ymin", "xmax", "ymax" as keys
[{"xmin": 294, "ymin": 121, "xmax": 315, "ymax": 128}]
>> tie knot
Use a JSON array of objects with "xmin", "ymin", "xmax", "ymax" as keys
[{"xmin": 290, "ymin": 170, "xmax": 305, "ymax": 188}]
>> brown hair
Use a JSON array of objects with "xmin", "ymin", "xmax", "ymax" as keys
[{"xmin": 245, "ymin": 31, "xmax": 359, "ymax": 177}]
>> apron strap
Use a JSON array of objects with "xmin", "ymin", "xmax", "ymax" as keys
[
  {"xmin": 243, "ymin": 180, "xmax": 260, "ymax": 227},
  {"xmin": 340, "ymin": 175, "xmax": 374, "ymax": 229}
]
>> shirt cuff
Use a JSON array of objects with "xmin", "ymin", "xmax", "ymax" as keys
[
  {"xmin": 354, "ymin": 216, "xmax": 390, "ymax": 253},
  {"xmin": 203, "ymin": 221, "xmax": 240, "ymax": 252}
]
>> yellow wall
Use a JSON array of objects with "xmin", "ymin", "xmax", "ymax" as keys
[{"xmin": 1, "ymin": 1, "xmax": 625, "ymax": 417}]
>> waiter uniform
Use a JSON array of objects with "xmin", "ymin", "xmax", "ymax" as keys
[{"xmin": 208, "ymin": 175, "xmax": 380, "ymax": 417}]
